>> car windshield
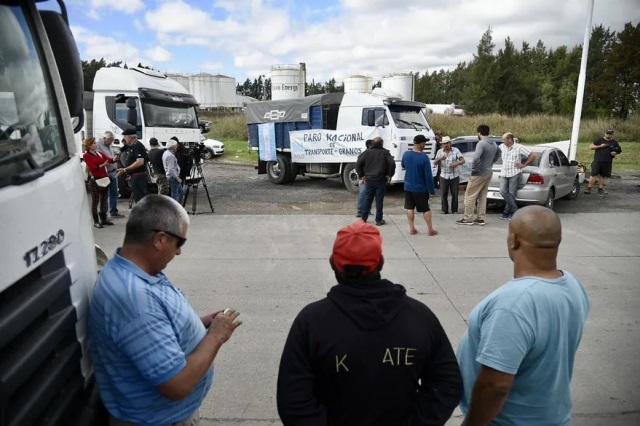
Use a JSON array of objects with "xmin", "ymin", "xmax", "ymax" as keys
[
  {"xmin": 0, "ymin": 4, "xmax": 68, "ymax": 189},
  {"xmin": 142, "ymin": 101, "xmax": 199, "ymax": 129},
  {"xmin": 388, "ymin": 106, "xmax": 430, "ymax": 130}
]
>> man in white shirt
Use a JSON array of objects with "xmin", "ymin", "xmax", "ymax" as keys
[
  {"xmin": 499, "ymin": 133, "xmax": 536, "ymax": 220},
  {"xmin": 163, "ymin": 139, "xmax": 183, "ymax": 204}
]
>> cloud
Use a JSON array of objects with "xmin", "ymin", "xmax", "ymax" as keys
[
  {"xmin": 89, "ymin": 0, "xmax": 144, "ymax": 14},
  {"xmin": 145, "ymin": 46, "xmax": 172, "ymax": 62},
  {"xmin": 200, "ymin": 61, "xmax": 224, "ymax": 71},
  {"xmin": 104, "ymin": 0, "xmax": 640, "ymax": 83}
]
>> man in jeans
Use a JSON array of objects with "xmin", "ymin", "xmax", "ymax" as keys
[
  {"xmin": 163, "ymin": 139, "xmax": 184, "ymax": 204},
  {"xmin": 498, "ymin": 133, "xmax": 537, "ymax": 220},
  {"xmin": 355, "ymin": 139, "xmax": 373, "ymax": 218},
  {"xmin": 97, "ymin": 131, "xmax": 124, "ymax": 218},
  {"xmin": 356, "ymin": 137, "xmax": 396, "ymax": 226},
  {"xmin": 457, "ymin": 125, "xmax": 499, "ymax": 226}
]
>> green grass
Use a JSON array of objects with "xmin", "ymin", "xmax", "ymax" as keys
[
  {"xmin": 205, "ymin": 113, "xmax": 640, "ymax": 170},
  {"xmin": 216, "ymin": 139, "xmax": 256, "ymax": 164}
]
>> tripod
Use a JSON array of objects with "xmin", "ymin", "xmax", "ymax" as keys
[{"xmin": 182, "ymin": 157, "xmax": 214, "ymax": 215}]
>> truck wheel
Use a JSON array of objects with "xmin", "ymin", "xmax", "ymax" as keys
[
  {"xmin": 267, "ymin": 153, "xmax": 291, "ymax": 184},
  {"xmin": 342, "ymin": 163, "xmax": 359, "ymax": 193}
]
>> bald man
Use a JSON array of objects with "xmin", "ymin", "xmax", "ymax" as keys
[{"xmin": 456, "ymin": 206, "xmax": 590, "ymax": 426}]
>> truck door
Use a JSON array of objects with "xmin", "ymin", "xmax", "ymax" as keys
[{"xmin": 362, "ymin": 107, "xmax": 390, "ymax": 144}]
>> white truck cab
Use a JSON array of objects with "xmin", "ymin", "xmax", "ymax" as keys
[
  {"xmin": 247, "ymin": 90, "xmax": 436, "ymax": 192},
  {"xmin": 88, "ymin": 67, "xmax": 202, "ymax": 149}
]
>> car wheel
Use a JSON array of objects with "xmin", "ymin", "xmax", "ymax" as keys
[
  {"xmin": 267, "ymin": 153, "xmax": 292, "ymax": 184},
  {"xmin": 544, "ymin": 188, "xmax": 555, "ymax": 210},
  {"xmin": 342, "ymin": 163, "xmax": 359, "ymax": 193},
  {"xmin": 202, "ymin": 148, "xmax": 214, "ymax": 160},
  {"xmin": 564, "ymin": 178, "xmax": 580, "ymax": 200}
]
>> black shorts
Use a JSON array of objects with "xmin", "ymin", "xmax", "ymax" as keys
[
  {"xmin": 591, "ymin": 161, "xmax": 612, "ymax": 178},
  {"xmin": 404, "ymin": 191, "xmax": 430, "ymax": 212}
]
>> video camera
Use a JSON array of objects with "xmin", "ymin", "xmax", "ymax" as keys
[{"xmin": 185, "ymin": 142, "xmax": 205, "ymax": 164}]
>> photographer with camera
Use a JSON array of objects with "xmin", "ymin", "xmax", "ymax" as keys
[
  {"xmin": 171, "ymin": 137, "xmax": 193, "ymax": 186},
  {"xmin": 163, "ymin": 139, "xmax": 184, "ymax": 204}
]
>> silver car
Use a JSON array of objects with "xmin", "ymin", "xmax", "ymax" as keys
[{"xmin": 486, "ymin": 146, "xmax": 581, "ymax": 210}]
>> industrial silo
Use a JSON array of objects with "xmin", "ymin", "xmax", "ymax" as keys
[
  {"xmin": 343, "ymin": 74, "xmax": 373, "ymax": 93},
  {"xmin": 381, "ymin": 72, "xmax": 415, "ymax": 101},
  {"xmin": 270, "ymin": 63, "xmax": 306, "ymax": 100},
  {"xmin": 166, "ymin": 73, "xmax": 190, "ymax": 93},
  {"xmin": 188, "ymin": 73, "xmax": 240, "ymax": 108}
]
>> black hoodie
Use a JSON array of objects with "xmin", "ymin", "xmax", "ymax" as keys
[{"xmin": 277, "ymin": 278, "xmax": 463, "ymax": 426}]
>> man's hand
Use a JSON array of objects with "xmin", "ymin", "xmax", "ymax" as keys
[
  {"xmin": 611, "ymin": 151, "xmax": 618, "ymax": 157},
  {"xmin": 178, "ymin": 177, "xmax": 182, "ymax": 184},
  {"xmin": 201, "ymin": 311, "xmax": 223, "ymax": 328},
  {"xmin": 208, "ymin": 309, "xmax": 242, "ymax": 344},
  {"xmin": 516, "ymin": 163, "xmax": 525, "ymax": 169}
]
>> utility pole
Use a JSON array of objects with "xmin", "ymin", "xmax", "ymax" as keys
[{"xmin": 569, "ymin": 0, "xmax": 595, "ymax": 161}]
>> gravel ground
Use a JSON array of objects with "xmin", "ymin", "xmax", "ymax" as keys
[{"xmin": 189, "ymin": 159, "xmax": 640, "ymax": 216}]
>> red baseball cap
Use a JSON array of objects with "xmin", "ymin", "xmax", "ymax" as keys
[{"xmin": 331, "ymin": 222, "xmax": 383, "ymax": 273}]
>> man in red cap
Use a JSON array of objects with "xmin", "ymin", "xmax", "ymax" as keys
[{"xmin": 277, "ymin": 222, "xmax": 462, "ymax": 426}]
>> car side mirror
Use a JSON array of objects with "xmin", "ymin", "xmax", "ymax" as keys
[
  {"xmin": 570, "ymin": 160, "xmax": 578, "ymax": 166},
  {"xmin": 39, "ymin": 11, "xmax": 84, "ymax": 133}
]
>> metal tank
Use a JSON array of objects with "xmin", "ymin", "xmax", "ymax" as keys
[
  {"xmin": 187, "ymin": 72, "xmax": 240, "ymax": 108},
  {"xmin": 343, "ymin": 74, "xmax": 372, "ymax": 93},
  {"xmin": 271, "ymin": 63, "xmax": 306, "ymax": 100},
  {"xmin": 381, "ymin": 72, "xmax": 415, "ymax": 101},
  {"xmin": 166, "ymin": 72, "xmax": 190, "ymax": 93}
]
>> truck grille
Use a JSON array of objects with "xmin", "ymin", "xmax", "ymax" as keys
[{"xmin": 0, "ymin": 250, "xmax": 85, "ymax": 426}]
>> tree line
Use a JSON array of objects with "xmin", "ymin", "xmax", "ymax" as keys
[{"xmin": 235, "ymin": 77, "xmax": 346, "ymax": 100}]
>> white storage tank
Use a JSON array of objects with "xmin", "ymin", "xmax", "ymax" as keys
[
  {"xmin": 166, "ymin": 73, "xmax": 190, "ymax": 93},
  {"xmin": 381, "ymin": 72, "xmax": 415, "ymax": 101},
  {"xmin": 188, "ymin": 73, "xmax": 240, "ymax": 108},
  {"xmin": 271, "ymin": 63, "xmax": 306, "ymax": 100},
  {"xmin": 343, "ymin": 74, "xmax": 372, "ymax": 93}
]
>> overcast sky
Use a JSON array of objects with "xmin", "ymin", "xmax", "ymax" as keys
[{"xmin": 66, "ymin": 0, "xmax": 640, "ymax": 83}]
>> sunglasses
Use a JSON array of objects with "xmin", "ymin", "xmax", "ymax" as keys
[{"xmin": 153, "ymin": 229, "xmax": 187, "ymax": 248}]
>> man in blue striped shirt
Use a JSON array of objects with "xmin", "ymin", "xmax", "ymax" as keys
[{"xmin": 89, "ymin": 195, "xmax": 242, "ymax": 425}]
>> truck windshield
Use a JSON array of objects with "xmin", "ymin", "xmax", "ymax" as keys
[
  {"xmin": 0, "ymin": 4, "xmax": 67, "ymax": 188},
  {"xmin": 142, "ymin": 101, "xmax": 199, "ymax": 129},
  {"xmin": 388, "ymin": 106, "xmax": 430, "ymax": 130}
]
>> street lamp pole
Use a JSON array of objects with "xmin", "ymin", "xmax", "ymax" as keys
[{"xmin": 569, "ymin": 0, "xmax": 595, "ymax": 162}]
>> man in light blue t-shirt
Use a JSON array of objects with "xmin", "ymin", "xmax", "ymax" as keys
[
  {"xmin": 457, "ymin": 206, "xmax": 589, "ymax": 426},
  {"xmin": 89, "ymin": 195, "xmax": 242, "ymax": 425}
]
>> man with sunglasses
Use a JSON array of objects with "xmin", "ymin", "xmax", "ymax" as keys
[{"xmin": 89, "ymin": 195, "xmax": 242, "ymax": 425}]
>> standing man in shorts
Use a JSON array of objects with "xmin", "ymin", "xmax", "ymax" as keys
[
  {"xmin": 584, "ymin": 128, "xmax": 622, "ymax": 195},
  {"xmin": 401, "ymin": 135, "xmax": 437, "ymax": 236}
]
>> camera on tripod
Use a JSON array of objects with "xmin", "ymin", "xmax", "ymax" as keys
[{"xmin": 187, "ymin": 142, "xmax": 205, "ymax": 164}]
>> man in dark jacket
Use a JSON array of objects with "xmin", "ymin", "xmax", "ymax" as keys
[
  {"xmin": 356, "ymin": 137, "xmax": 396, "ymax": 226},
  {"xmin": 277, "ymin": 222, "xmax": 463, "ymax": 426}
]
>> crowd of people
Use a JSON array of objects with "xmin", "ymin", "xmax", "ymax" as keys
[
  {"xmin": 83, "ymin": 125, "xmax": 624, "ymax": 425},
  {"xmin": 88, "ymin": 195, "xmax": 589, "ymax": 426},
  {"xmin": 83, "ymin": 130, "xmax": 193, "ymax": 228}
]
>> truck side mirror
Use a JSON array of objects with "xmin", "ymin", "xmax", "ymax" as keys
[
  {"xmin": 125, "ymin": 98, "xmax": 138, "ymax": 127},
  {"xmin": 367, "ymin": 110, "xmax": 376, "ymax": 127},
  {"xmin": 39, "ymin": 11, "xmax": 84, "ymax": 133}
]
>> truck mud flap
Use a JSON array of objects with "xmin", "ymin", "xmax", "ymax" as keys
[{"xmin": 258, "ymin": 160, "xmax": 267, "ymax": 174}]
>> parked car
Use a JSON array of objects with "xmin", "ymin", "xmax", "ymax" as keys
[
  {"xmin": 200, "ymin": 134, "xmax": 224, "ymax": 159},
  {"xmin": 199, "ymin": 120, "xmax": 212, "ymax": 133},
  {"xmin": 449, "ymin": 135, "xmax": 508, "ymax": 184},
  {"xmin": 486, "ymin": 146, "xmax": 580, "ymax": 210}
]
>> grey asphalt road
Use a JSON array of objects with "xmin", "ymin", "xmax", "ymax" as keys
[
  {"xmin": 194, "ymin": 160, "xmax": 640, "ymax": 216},
  {"xmin": 94, "ymin": 197, "xmax": 640, "ymax": 426}
]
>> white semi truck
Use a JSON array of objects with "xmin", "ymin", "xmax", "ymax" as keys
[
  {"xmin": 0, "ymin": 1, "xmax": 107, "ymax": 425},
  {"xmin": 247, "ymin": 88, "xmax": 437, "ymax": 192},
  {"xmin": 75, "ymin": 67, "xmax": 202, "ymax": 150}
]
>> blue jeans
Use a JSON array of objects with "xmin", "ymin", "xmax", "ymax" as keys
[
  {"xmin": 169, "ymin": 177, "xmax": 184, "ymax": 204},
  {"xmin": 356, "ymin": 181, "xmax": 367, "ymax": 213},
  {"xmin": 500, "ymin": 175, "xmax": 520, "ymax": 214},
  {"xmin": 361, "ymin": 179, "xmax": 386, "ymax": 223},
  {"xmin": 107, "ymin": 170, "xmax": 119, "ymax": 214}
]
